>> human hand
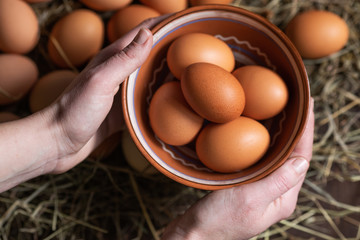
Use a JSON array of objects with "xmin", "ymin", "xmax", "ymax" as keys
[
  {"xmin": 162, "ymin": 99, "xmax": 315, "ymax": 240},
  {"xmin": 0, "ymin": 16, "xmax": 171, "ymax": 192},
  {"xmin": 45, "ymin": 16, "xmax": 168, "ymax": 173}
]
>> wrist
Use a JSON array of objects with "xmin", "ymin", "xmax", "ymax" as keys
[
  {"xmin": 41, "ymin": 103, "xmax": 75, "ymax": 161},
  {"xmin": 162, "ymin": 214, "xmax": 209, "ymax": 240},
  {"xmin": 39, "ymin": 102, "xmax": 92, "ymax": 174},
  {"xmin": 25, "ymin": 108, "xmax": 64, "ymax": 174},
  {"xmin": 0, "ymin": 107, "xmax": 64, "ymax": 192}
]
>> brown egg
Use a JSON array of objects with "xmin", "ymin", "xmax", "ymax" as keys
[
  {"xmin": 232, "ymin": 65, "xmax": 288, "ymax": 120},
  {"xmin": 0, "ymin": 112, "xmax": 20, "ymax": 123},
  {"xmin": 181, "ymin": 62, "xmax": 245, "ymax": 123},
  {"xmin": 121, "ymin": 130, "xmax": 158, "ymax": 175},
  {"xmin": 0, "ymin": 54, "xmax": 38, "ymax": 105},
  {"xmin": 23, "ymin": 0, "xmax": 51, "ymax": 3},
  {"xmin": 107, "ymin": 4, "xmax": 160, "ymax": 43},
  {"xmin": 167, "ymin": 33, "xmax": 235, "ymax": 80},
  {"xmin": 48, "ymin": 9, "xmax": 104, "ymax": 68},
  {"xmin": 190, "ymin": 0, "xmax": 233, "ymax": 6},
  {"xmin": 0, "ymin": 0, "xmax": 39, "ymax": 54},
  {"xmin": 29, "ymin": 70, "xmax": 77, "ymax": 112},
  {"xmin": 80, "ymin": 0, "xmax": 132, "ymax": 11},
  {"xmin": 285, "ymin": 10, "xmax": 349, "ymax": 59},
  {"xmin": 140, "ymin": 0, "xmax": 187, "ymax": 14},
  {"xmin": 196, "ymin": 116, "xmax": 270, "ymax": 173},
  {"xmin": 149, "ymin": 81, "xmax": 204, "ymax": 146}
]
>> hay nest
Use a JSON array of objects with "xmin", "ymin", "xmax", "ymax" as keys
[{"xmin": 0, "ymin": 0, "xmax": 359, "ymax": 239}]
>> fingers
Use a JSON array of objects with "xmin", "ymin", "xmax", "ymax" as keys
[
  {"xmin": 53, "ymin": 28, "xmax": 152, "ymax": 152},
  {"xmin": 240, "ymin": 98, "xmax": 314, "ymax": 205},
  {"xmin": 251, "ymin": 157, "xmax": 309, "ymax": 206},
  {"xmin": 89, "ymin": 14, "xmax": 170, "ymax": 67},
  {"xmin": 290, "ymin": 97, "xmax": 315, "ymax": 161},
  {"xmin": 268, "ymin": 97, "xmax": 315, "ymax": 216},
  {"xmin": 86, "ymin": 28, "xmax": 153, "ymax": 95},
  {"xmin": 104, "ymin": 27, "xmax": 153, "ymax": 87},
  {"xmin": 48, "ymin": 17, "xmax": 165, "ymax": 175},
  {"xmin": 113, "ymin": 14, "xmax": 171, "ymax": 49}
]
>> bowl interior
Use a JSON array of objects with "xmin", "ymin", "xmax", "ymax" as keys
[{"xmin": 122, "ymin": 5, "xmax": 310, "ymax": 190}]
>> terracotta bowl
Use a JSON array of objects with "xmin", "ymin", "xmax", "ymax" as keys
[{"xmin": 122, "ymin": 5, "xmax": 310, "ymax": 190}]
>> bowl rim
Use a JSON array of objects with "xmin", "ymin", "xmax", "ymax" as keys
[{"xmin": 122, "ymin": 4, "xmax": 310, "ymax": 190}]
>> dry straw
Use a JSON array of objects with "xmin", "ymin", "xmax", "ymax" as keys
[{"xmin": 0, "ymin": 0, "xmax": 359, "ymax": 239}]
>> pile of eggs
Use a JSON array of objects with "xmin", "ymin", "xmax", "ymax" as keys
[
  {"xmin": 148, "ymin": 33, "xmax": 289, "ymax": 173},
  {"xmin": 0, "ymin": 0, "xmax": 234, "ymax": 107},
  {"xmin": 0, "ymin": 0, "xmax": 349, "ymax": 169},
  {"xmin": 0, "ymin": 0, "xmax": 233, "ymax": 162},
  {"xmin": 146, "ymin": 7, "xmax": 349, "ymax": 174}
]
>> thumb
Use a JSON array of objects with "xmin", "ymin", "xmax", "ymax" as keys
[
  {"xmin": 254, "ymin": 156, "xmax": 309, "ymax": 205},
  {"xmin": 55, "ymin": 28, "xmax": 152, "ymax": 148},
  {"xmin": 251, "ymin": 98, "xmax": 314, "ymax": 205},
  {"xmin": 86, "ymin": 28, "xmax": 153, "ymax": 95}
]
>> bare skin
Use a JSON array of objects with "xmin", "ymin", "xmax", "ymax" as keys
[
  {"xmin": 0, "ymin": 18, "xmax": 159, "ymax": 192},
  {"xmin": 162, "ymin": 99, "xmax": 314, "ymax": 240},
  {"xmin": 0, "ymin": 15, "xmax": 314, "ymax": 239}
]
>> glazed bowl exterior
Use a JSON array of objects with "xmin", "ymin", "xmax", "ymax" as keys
[{"xmin": 122, "ymin": 5, "xmax": 310, "ymax": 190}]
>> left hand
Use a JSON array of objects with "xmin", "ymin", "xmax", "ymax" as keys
[
  {"xmin": 46, "ymin": 25, "xmax": 153, "ymax": 173},
  {"xmin": 46, "ymin": 14, "xmax": 170, "ymax": 173},
  {"xmin": 0, "ymin": 17, "xmax": 165, "ymax": 192}
]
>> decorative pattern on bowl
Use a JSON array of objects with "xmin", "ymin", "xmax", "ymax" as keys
[
  {"xmin": 146, "ymin": 35, "xmax": 286, "ymax": 173},
  {"xmin": 122, "ymin": 5, "xmax": 310, "ymax": 190}
]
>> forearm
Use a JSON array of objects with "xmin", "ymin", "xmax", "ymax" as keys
[
  {"xmin": 0, "ymin": 27, "xmax": 154, "ymax": 193},
  {"xmin": 161, "ymin": 208, "xmax": 237, "ymax": 240},
  {"xmin": 0, "ymin": 109, "xmax": 60, "ymax": 192},
  {"xmin": 162, "ymin": 215, "xmax": 205, "ymax": 240}
]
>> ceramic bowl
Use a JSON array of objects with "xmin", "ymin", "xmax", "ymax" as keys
[{"xmin": 122, "ymin": 5, "xmax": 310, "ymax": 190}]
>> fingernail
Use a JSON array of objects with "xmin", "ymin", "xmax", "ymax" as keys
[
  {"xmin": 292, "ymin": 157, "xmax": 309, "ymax": 174},
  {"xmin": 134, "ymin": 28, "xmax": 150, "ymax": 45}
]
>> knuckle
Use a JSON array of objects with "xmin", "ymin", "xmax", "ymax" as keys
[
  {"xmin": 114, "ymin": 44, "xmax": 143, "ymax": 67},
  {"xmin": 274, "ymin": 174, "xmax": 292, "ymax": 195},
  {"xmin": 116, "ymin": 46, "xmax": 136, "ymax": 61},
  {"xmin": 139, "ymin": 17, "xmax": 158, "ymax": 29},
  {"xmin": 82, "ymin": 66, "xmax": 97, "ymax": 80}
]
